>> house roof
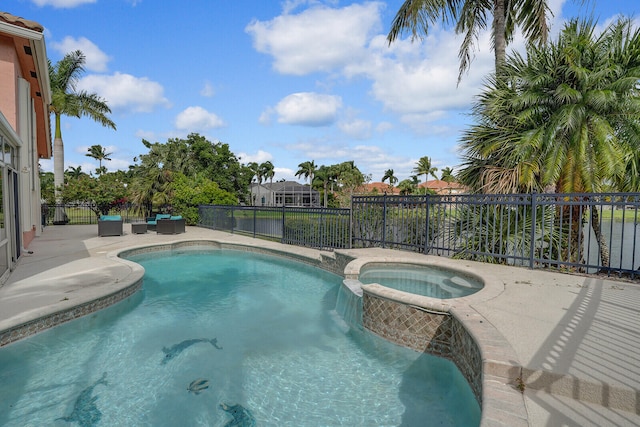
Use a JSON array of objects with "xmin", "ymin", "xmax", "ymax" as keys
[
  {"xmin": 355, "ymin": 182, "xmax": 401, "ymax": 195},
  {"xmin": 251, "ymin": 181, "xmax": 319, "ymax": 194},
  {"xmin": 0, "ymin": 11, "xmax": 52, "ymax": 159},
  {"xmin": 418, "ymin": 179, "xmax": 469, "ymax": 194}
]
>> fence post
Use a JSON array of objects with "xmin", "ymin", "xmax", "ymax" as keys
[
  {"xmin": 253, "ymin": 208, "xmax": 257, "ymax": 238},
  {"xmin": 281, "ymin": 204, "xmax": 286, "ymax": 244},
  {"xmin": 349, "ymin": 197, "xmax": 353, "ymax": 249},
  {"xmin": 382, "ymin": 194, "xmax": 387, "ymax": 248},
  {"xmin": 529, "ymin": 193, "xmax": 537, "ymax": 269},
  {"xmin": 231, "ymin": 207, "xmax": 235, "ymax": 234},
  {"xmin": 424, "ymin": 194, "xmax": 430, "ymax": 254}
]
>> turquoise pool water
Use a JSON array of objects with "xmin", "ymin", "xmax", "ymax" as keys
[
  {"xmin": 359, "ymin": 263, "xmax": 483, "ymax": 299},
  {"xmin": 0, "ymin": 248, "xmax": 480, "ymax": 426}
]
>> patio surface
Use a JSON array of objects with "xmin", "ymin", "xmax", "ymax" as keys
[{"xmin": 1, "ymin": 224, "xmax": 639, "ymax": 426}]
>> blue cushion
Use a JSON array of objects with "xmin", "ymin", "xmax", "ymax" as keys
[
  {"xmin": 170, "ymin": 215, "xmax": 182, "ymax": 220},
  {"xmin": 156, "ymin": 214, "xmax": 171, "ymax": 220},
  {"xmin": 100, "ymin": 215, "xmax": 122, "ymax": 221}
]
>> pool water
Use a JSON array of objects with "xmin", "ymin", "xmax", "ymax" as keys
[
  {"xmin": 359, "ymin": 264, "xmax": 483, "ymax": 299},
  {"xmin": 0, "ymin": 249, "xmax": 480, "ymax": 426}
]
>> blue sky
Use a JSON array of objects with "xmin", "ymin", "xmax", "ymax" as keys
[{"xmin": 6, "ymin": 0, "xmax": 638, "ymax": 183}]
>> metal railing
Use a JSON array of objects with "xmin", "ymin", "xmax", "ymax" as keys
[
  {"xmin": 42, "ymin": 203, "xmax": 146, "ymax": 226},
  {"xmin": 198, "ymin": 205, "xmax": 351, "ymax": 250},
  {"xmin": 352, "ymin": 193, "xmax": 640, "ymax": 279}
]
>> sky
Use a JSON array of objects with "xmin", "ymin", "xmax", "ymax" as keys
[{"xmin": 5, "ymin": 0, "xmax": 639, "ymax": 184}]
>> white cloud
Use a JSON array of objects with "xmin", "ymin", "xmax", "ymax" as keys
[
  {"xmin": 247, "ymin": 2, "xmax": 491, "ymax": 130},
  {"xmin": 246, "ymin": 2, "xmax": 382, "ymax": 75},
  {"xmin": 338, "ymin": 118, "xmax": 372, "ymax": 139},
  {"xmin": 32, "ymin": 0, "xmax": 96, "ymax": 8},
  {"xmin": 175, "ymin": 106, "xmax": 225, "ymax": 130},
  {"xmin": 272, "ymin": 92, "xmax": 342, "ymax": 126},
  {"xmin": 200, "ymin": 81, "xmax": 215, "ymax": 97},
  {"xmin": 359, "ymin": 33, "xmax": 492, "ymax": 117},
  {"xmin": 376, "ymin": 121, "xmax": 393, "ymax": 133},
  {"xmin": 237, "ymin": 150, "xmax": 273, "ymax": 164},
  {"xmin": 51, "ymin": 36, "xmax": 111, "ymax": 72},
  {"xmin": 78, "ymin": 72, "xmax": 170, "ymax": 113},
  {"xmin": 274, "ymin": 167, "xmax": 295, "ymax": 181}
]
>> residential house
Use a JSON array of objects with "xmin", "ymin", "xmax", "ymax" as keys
[
  {"xmin": 418, "ymin": 179, "xmax": 468, "ymax": 195},
  {"xmin": 249, "ymin": 181, "xmax": 320, "ymax": 207},
  {"xmin": 354, "ymin": 182, "xmax": 401, "ymax": 195},
  {"xmin": 0, "ymin": 12, "xmax": 52, "ymax": 283}
]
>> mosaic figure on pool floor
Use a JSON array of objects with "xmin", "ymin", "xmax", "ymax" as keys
[
  {"xmin": 161, "ymin": 338, "xmax": 222, "ymax": 364},
  {"xmin": 220, "ymin": 402, "xmax": 256, "ymax": 427},
  {"xmin": 56, "ymin": 372, "xmax": 108, "ymax": 427},
  {"xmin": 187, "ymin": 378, "xmax": 210, "ymax": 395}
]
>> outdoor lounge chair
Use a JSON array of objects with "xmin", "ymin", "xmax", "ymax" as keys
[
  {"xmin": 98, "ymin": 215, "xmax": 123, "ymax": 236},
  {"xmin": 156, "ymin": 216, "xmax": 186, "ymax": 234},
  {"xmin": 146, "ymin": 213, "xmax": 171, "ymax": 231}
]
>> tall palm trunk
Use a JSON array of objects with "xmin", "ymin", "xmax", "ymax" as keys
[
  {"xmin": 589, "ymin": 206, "xmax": 611, "ymax": 270},
  {"xmin": 52, "ymin": 114, "xmax": 68, "ymax": 224},
  {"xmin": 493, "ymin": 0, "xmax": 507, "ymax": 72}
]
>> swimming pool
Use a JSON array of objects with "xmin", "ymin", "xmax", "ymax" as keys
[
  {"xmin": 358, "ymin": 263, "xmax": 483, "ymax": 299},
  {"xmin": 0, "ymin": 248, "xmax": 480, "ymax": 426}
]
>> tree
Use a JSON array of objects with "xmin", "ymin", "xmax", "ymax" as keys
[
  {"xmin": 65, "ymin": 165, "xmax": 87, "ymax": 180},
  {"xmin": 130, "ymin": 134, "xmax": 252, "ymax": 208},
  {"xmin": 295, "ymin": 160, "xmax": 317, "ymax": 206},
  {"xmin": 61, "ymin": 173, "xmax": 128, "ymax": 218},
  {"xmin": 49, "ymin": 50, "xmax": 116, "ymax": 223},
  {"xmin": 260, "ymin": 161, "xmax": 275, "ymax": 205},
  {"xmin": 457, "ymin": 17, "xmax": 640, "ymax": 269},
  {"xmin": 85, "ymin": 144, "xmax": 112, "ymax": 176},
  {"xmin": 333, "ymin": 161, "xmax": 366, "ymax": 206},
  {"xmin": 313, "ymin": 165, "xmax": 338, "ymax": 208},
  {"xmin": 440, "ymin": 167, "xmax": 455, "ymax": 183},
  {"xmin": 387, "ymin": 0, "xmax": 551, "ymax": 82},
  {"xmin": 398, "ymin": 178, "xmax": 417, "ymax": 195},
  {"xmin": 382, "ymin": 169, "xmax": 398, "ymax": 192},
  {"xmin": 458, "ymin": 17, "xmax": 640, "ymax": 195},
  {"xmin": 413, "ymin": 156, "xmax": 438, "ymax": 194},
  {"xmin": 171, "ymin": 172, "xmax": 237, "ymax": 224}
]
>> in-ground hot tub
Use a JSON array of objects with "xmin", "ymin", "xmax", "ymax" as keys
[{"xmin": 358, "ymin": 262, "xmax": 483, "ymax": 299}]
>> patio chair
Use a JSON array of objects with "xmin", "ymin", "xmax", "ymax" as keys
[
  {"xmin": 98, "ymin": 215, "xmax": 123, "ymax": 236},
  {"xmin": 156, "ymin": 216, "xmax": 186, "ymax": 234},
  {"xmin": 146, "ymin": 213, "xmax": 171, "ymax": 231}
]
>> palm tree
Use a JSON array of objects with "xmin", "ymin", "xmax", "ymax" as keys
[
  {"xmin": 381, "ymin": 169, "xmax": 398, "ymax": 192},
  {"xmin": 440, "ymin": 167, "xmax": 455, "ymax": 183},
  {"xmin": 259, "ymin": 161, "xmax": 275, "ymax": 205},
  {"xmin": 397, "ymin": 178, "xmax": 417, "ymax": 195},
  {"xmin": 85, "ymin": 144, "xmax": 112, "ymax": 175},
  {"xmin": 458, "ymin": 17, "xmax": 640, "ymax": 268},
  {"xmin": 295, "ymin": 160, "xmax": 317, "ymax": 206},
  {"xmin": 50, "ymin": 50, "xmax": 115, "ymax": 223},
  {"xmin": 387, "ymin": 0, "xmax": 551, "ymax": 82},
  {"xmin": 314, "ymin": 165, "xmax": 338, "ymax": 208},
  {"xmin": 413, "ymin": 156, "xmax": 438, "ymax": 194},
  {"xmin": 65, "ymin": 165, "xmax": 86, "ymax": 180}
]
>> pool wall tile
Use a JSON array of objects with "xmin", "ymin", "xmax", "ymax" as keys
[
  {"xmin": 0, "ymin": 280, "xmax": 142, "ymax": 347},
  {"xmin": 362, "ymin": 291, "xmax": 482, "ymax": 403}
]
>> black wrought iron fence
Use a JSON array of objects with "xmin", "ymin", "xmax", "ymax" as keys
[
  {"xmin": 198, "ymin": 205, "xmax": 351, "ymax": 250},
  {"xmin": 41, "ymin": 203, "xmax": 146, "ymax": 226},
  {"xmin": 352, "ymin": 193, "xmax": 640, "ymax": 278}
]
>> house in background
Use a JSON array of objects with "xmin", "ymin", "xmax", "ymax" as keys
[
  {"xmin": 0, "ymin": 12, "xmax": 52, "ymax": 283},
  {"xmin": 355, "ymin": 182, "xmax": 401, "ymax": 195},
  {"xmin": 249, "ymin": 181, "xmax": 320, "ymax": 207},
  {"xmin": 418, "ymin": 179, "xmax": 468, "ymax": 195}
]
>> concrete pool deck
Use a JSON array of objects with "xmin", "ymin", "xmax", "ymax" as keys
[{"xmin": 0, "ymin": 224, "xmax": 639, "ymax": 426}]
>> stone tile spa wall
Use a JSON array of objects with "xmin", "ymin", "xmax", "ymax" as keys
[{"xmin": 362, "ymin": 291, "xmax": 482, "ymax": 404}]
